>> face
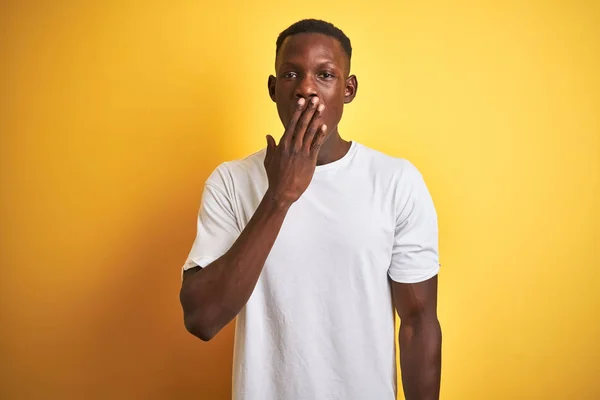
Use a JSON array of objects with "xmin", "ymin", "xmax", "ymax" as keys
[{"xmin": 268, "ymin": 33, "xmax": 357, "ymax": 136}]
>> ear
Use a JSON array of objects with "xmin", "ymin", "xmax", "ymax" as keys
[
  {"xmin": 344, "ymin": 75, "xmax": 358, "ymax": 104},
  {"xmin": 268, "ymin": 75, "xmax": 276, "ymax": 102}
]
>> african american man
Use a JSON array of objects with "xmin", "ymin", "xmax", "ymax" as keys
[{"xmin": 179, "ymin": 19, "xmax": 442, "ymax": 400}]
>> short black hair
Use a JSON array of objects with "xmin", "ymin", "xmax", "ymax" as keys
[{"xmin": 275, "ymin": 19, "xmax": 352, "ymax": 62}]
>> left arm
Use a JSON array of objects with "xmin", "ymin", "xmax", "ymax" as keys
[
  {"xmin": 392, "ymin": 275, "xmax": 441, "ymax": 400},
  {"xmin": 388, "ymin": 160, "xmax": 441, "ymax": 399}
]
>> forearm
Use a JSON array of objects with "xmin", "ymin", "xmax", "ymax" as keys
[
  {"xmin": 180, "ymin": 190, "xmax": 290, "ymax": 340},
  {"xmin": 399, "ymin": 316, "xmax": 442, "ymax": 400}
]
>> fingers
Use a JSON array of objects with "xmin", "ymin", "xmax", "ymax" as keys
[
  {"xmin": 280, "ymin": 96, "xmax": 324, "ymax": 153},
  {"xmin": 309, "ymin": 124, "xmax": 328, "ymax": 159},
  {"xmin": 302, "ymin": 103, "xmax": 325, "ymax": 153},
  {"xmin": 292, "ymin": 96, "xmax": 320, "ymax": 151},
  {"xmin": 280, "ymin": 98, "xmax": 306, "ymax": 146}
]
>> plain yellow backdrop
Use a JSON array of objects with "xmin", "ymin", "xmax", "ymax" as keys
[{"xmin": 1, "ymin": 1, "xmax": 599, "ymax": 399}]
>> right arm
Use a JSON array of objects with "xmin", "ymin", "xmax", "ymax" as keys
[
  {"xmin": 180, "ymin": 191, "xmax": 289, "ymax": 341},
  {"xmin": 180, "ymin": 96, "xmax": 327, "ymax": 341}
]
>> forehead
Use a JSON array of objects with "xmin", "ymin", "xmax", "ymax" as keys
[{"xmin": 276, "ymin": 32, "xmax": 347, "ymax": 69}]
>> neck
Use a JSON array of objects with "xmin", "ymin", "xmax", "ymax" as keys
[{"xmin": 315, "ymin": 128, "xmax": 352, "ymax": 166}]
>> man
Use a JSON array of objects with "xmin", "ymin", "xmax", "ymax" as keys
[{"xmin": 179, "ymin": 19, "xmax": 441, "ymax": 400}]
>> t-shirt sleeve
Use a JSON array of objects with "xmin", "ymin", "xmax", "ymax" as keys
[
  {"xmin": 182, "ymin": 173, "xmax": 241, "ymax": 276},
  {"xmin": 388, "ymin": 161, "xmax": 440, "ymax": 283}
]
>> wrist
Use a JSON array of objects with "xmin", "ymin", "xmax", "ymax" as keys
[{"xmin": 263, "ymin": 189, "xmax": 293, "ymax": 213}]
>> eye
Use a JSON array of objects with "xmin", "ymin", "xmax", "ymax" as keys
[
  {"xmin": 282, "ymin": 72, "xmax": 298, "ymax": 79},
  {"xmin": 319, "ymin": 72, "xmax": 335, "ymax": 79}
]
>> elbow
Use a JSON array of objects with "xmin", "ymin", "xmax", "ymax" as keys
[
  {"xmin": 180, "ymin": 278, "xmax": 227, "ymax": 342},
  {"xmin": 399, "ymin": 309, "xmax": 440, "ymax": 334},
  {"xmin": 399, "ymin": 313, "xmax": 442, "ymax": 345},
  {"xmin": 183, "ymin": 312, "xmax": 219, "ymax": 342}
]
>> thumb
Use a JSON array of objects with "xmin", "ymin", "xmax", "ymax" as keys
[{"xmin": 265, "ymin": 134, "xmax": 276, "ymax": 164}]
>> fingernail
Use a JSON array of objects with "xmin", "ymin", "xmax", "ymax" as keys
[
  {"xmin": 317, "ymin": 104, "xmax": 325, "ymax": 112},
  {"xmin": 311, "ymin": 97, "xmax": 319, "ymax": 104},
  {"xmin": 298, "ymin": 98, "xmax": 305, "ymax": 106},
  {"xmin": 322, "ymin": 124, "xmax": 327, "ymax": 131}
]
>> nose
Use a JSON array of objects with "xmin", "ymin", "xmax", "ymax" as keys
[{"xmin": 294, "ymin": 75, "xmax": 318, "ymax": 99}]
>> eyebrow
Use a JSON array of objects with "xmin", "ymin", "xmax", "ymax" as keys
[{"xmin": 278, "ymin": 60, "xmax": 340, "ymax": 69}]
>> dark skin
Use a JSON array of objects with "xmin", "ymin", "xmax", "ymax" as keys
[
  {"xmin": 179, "ymin": 32, "xmax": 441, "ymax": 400},
  {"xmin": 268, "ymin": 32, "xmax": 355, "ymax": 166}
]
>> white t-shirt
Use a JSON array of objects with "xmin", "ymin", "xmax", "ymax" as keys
[{"xmin": 182, "ymin": 141, "xmax": 440, "ymax": 400}]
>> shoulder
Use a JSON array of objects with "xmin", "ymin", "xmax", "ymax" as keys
[
  {"xmin": 354, "ymin": 142, "xmax": 424, "ymax": 184},
  {"xmin": 205, "ymin": 148, "xmax": 267, "ymax": 191}
]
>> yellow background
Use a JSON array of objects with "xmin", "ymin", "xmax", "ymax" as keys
[{"xmin": 1, "ymin": 1, "xmax": 599, "ymax": 399}]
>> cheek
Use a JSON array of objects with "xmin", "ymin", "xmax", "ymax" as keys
[
  {"xmin": 321, "ymin": 87, "xmax": 345, "ymax": 119},
  {"xmin": 322, "ymin": 102, "xmax": 343, "ymax": 126},
  {"xmin": 275, "ymin": 86, "xmax": 295, "ymax": 118},
  {"xmin": 276, "ymin": 102, "xmax": 289, "ymax": 125}
]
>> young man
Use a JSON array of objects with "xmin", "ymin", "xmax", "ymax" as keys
[{"xmin": 179, "ymin": 19, "xmax": 441, "ymax": 400}]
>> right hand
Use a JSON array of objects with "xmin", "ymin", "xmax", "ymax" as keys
[{"xmin": 263, "ymin": 96, "xmax": 327, "ymax": 208}]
